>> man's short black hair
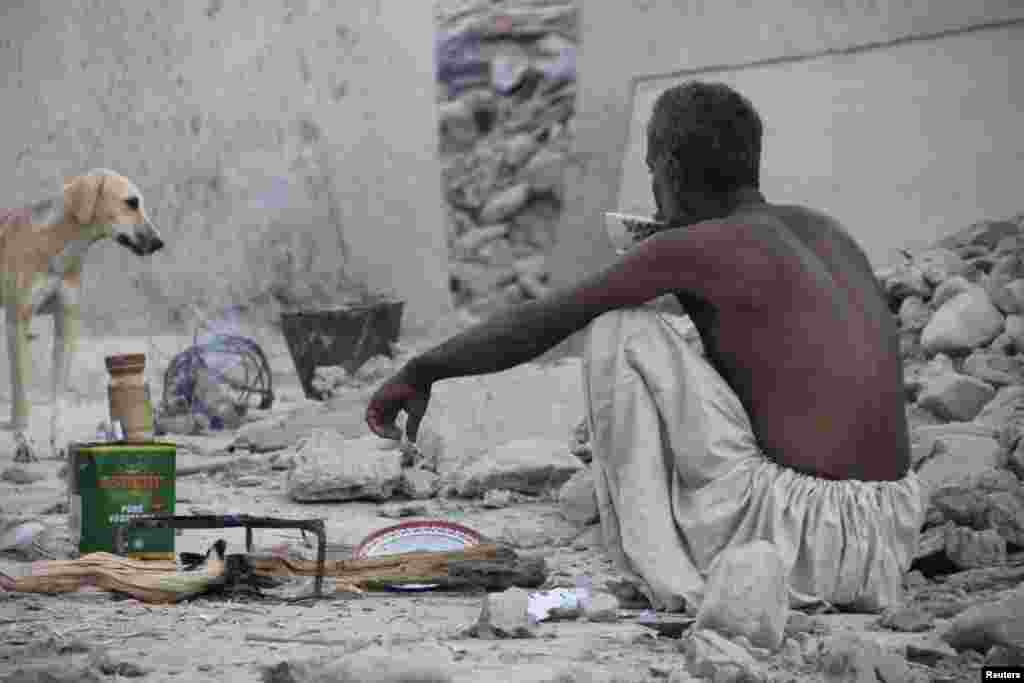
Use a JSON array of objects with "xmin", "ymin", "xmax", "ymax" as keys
[{"xmin": 646, "ymin": 81, "xmax": 763, "ymax": 195}]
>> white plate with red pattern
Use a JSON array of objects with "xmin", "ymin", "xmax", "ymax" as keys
[{"xmin": 353, "ymin": 520, "xmax": 483, "ymax": 591}]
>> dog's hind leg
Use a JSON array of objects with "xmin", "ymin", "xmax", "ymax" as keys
[
  {"xmin": 6, "ymin": 302, "xmax": 36, "ymax": 462},
  {"xmin": 49, "ymin": 291, "xmax": 80, "ymax": 460}
]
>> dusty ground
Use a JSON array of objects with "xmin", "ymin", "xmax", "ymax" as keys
[{"xmin": 0, "ymin": 326, "xmax": 989, "ymax": 682}]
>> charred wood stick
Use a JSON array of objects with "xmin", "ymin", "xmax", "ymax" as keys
[{"xmin": 250, "ymin": 543, "xmax": 505, "ymax": 580}]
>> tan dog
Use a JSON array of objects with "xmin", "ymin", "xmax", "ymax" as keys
[{"xmin": 0, "ymin": 169, "xmax": 164, "ymax": 462}]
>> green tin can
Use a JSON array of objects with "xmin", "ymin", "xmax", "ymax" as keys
[{"xmin": 67, "ymin": 442, "xmax": 176, "ymax": 559}]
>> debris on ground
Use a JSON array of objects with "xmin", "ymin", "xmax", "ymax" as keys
[
  {"xmin": 456, "ymin": 438, "xmax": 581, "ymax": 497},
  {"xmin": 466, "ymin": 587, "xmax": 537, "ymax": 639},
  {"xmin": 0, "ymin": 466, "xmax": 45, "ymax": 485}
]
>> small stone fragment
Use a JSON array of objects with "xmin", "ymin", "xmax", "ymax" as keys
[
  {"xmin": 683, "ymin": 629, "xmax": 764, "ymax": 683},
  {"xmin": 582, "ymin": 591, "xmax": 619, "ymax": 623},
  {"xmin": 879, "ymin": 605, "xmax": 932, "ymax": 633},
  {"xmin": 472, "ymin": 587, "xmax": 536, "ymax": 639},
  {"xmin": 0, "ymin": 466, "xmax": 45, "ymax": 485}
]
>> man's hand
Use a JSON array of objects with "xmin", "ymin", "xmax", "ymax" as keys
[{"xmin": 365, "ymin": 370, "xmax": 431, "ymax": 442}]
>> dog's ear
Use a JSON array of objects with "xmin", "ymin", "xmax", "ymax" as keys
[{"xmin": 63, "ymin": 174, "xmax": 105, "ymax": 225}]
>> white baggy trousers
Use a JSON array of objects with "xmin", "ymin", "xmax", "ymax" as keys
[{"xmin": 582, "ymin": 308, "xmax": 926, "ymax": 613}]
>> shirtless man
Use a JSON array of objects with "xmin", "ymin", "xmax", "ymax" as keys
[{"xmin": 367, "ymin": 81, "xmax": 925, "ymax": 612}]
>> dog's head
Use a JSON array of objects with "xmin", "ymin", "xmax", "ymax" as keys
[{"xmin": 63, "ymin": 169, "xmax": 164, "ymax": 256}]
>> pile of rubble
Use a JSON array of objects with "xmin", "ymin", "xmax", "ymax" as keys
[
  {"xmin": 435, "ymin": 1, "xmax": 577, "ymax": 318},
  {"xmin": 873, "ymin": 214, "xmax": 1024, "ymax": 572}
]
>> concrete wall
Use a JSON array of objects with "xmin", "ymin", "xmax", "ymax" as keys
[
  {"xmin": 0, "ymin": 0, "xmax": 452, "ymax": 337},
  {"xmin": 549, "ymin": 1, "xmax": 1024, "ymax": 297}
]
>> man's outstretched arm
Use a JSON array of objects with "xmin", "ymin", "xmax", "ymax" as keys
[{"xmin": 402, "ymin": 221, "xmax": 782, "ymax": 387}]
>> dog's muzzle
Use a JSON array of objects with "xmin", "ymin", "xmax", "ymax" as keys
[{"xmin": 116, "ymin": 223, "xmax": 164, "ymax": 256}]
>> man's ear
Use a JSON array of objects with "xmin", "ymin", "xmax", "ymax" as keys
[{"xmin": 63, "ymin": 174, "xmax": 104, "ymax": 225}]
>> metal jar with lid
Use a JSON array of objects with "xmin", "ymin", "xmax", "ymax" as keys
[{"xmin": 105, "ymin": 353, "xmax": 154, "ymax": 442}]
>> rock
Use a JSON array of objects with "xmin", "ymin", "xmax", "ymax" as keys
[
  {"xmin": 536, "ymin": 33, "xmax": 576, "ymax": 56},
  {"xmin": 454, "ymin": 223, "xmax": 508, "ymax": 254},
  {"xmin": 995, "ymin": 234, "xmax": 1024, "ymax": 256},
  {"xmin": 920, "ymin": 286, "xmax": 1005, "ymax": 355},
  {"xmin": 898, "ymin": 330, "xmax": 925, "ymax": 361},
  {"xmin": 819, "ymin": 634, "xmax": 921, "ymax": 683},
  {"xmin": 914, "ymin": 248, "xmax": 966, "ymax": 286},
  {"xmin": 478, "ymin": 183, "xmax": 530, "ymax": 224},
  {"xmin": 931, "ymin": 275, "xmax": 974, "ymax": 309},
  {"xmin": 957, "ymin": 244, "xmax": 992, "ymax": 260},
  {"xmin": 914, "ymin": 426, "xmax": 1003, "ymax": 489},
  {"xmin": 929, "ymin": 480, "xmax": 991, "ymax": 528},
  {"xmin": 937, "ymin": 219, "xmax": 1020, "ymax": 251},
  {"xmin": 502, "ymin": 132, "xmax": 539, "ymax": 168},
  {"xmin": 683, "ymin": 629, "xmax": 764, "ymax": 683},
  {"xmin": 583, "ymin": 591, "xmax": 620, "ymax": 623},
  {"xmin": 879, "ymin": 605, "xmax": 932, "ymax": 633},
  {"xmin": 1005, "ymin": 315, "xmax": 1024, "ymax": 350},
  {"xmin": 378, "ymin": 502, "xmax": 429, "ymax": 519},
  {"xmin": 1010, "ymin": 438, "xmax": 1024, "ymax": 479},
  {"xmin": 885, "ymin": 266, "xmax": 931, "ymax": 302},
  {"xmin": 261, "ymin": 648, "xmax": 453, "ymax": 683},
  {"xmin": 897, "ymin": 296, "xmax": 932, "ymax": 331},
  {"xmin": 962, "ymin": 349, "xmax": 1024, "ymax": 387},
  {"xmin": 974, "ymin": 385, "xmax": 1024, "ymax": 439},
  {"xmin": 519, "ymin": 147, "xmax": 565, "ymax": 196},
  {"xmin": 986, "ymin": 645, "xmax": 1024, "ymax": 667},
  {"xmin": 286, "ymin": 432, "xmax": 404, "ymax": 503},
  {"xmin": 990, "ymin": 252, "xmax": 1024, "ymax": 284},
  {"xmin": 0, "ymin": 466, "xmax": 45, "ymax": 485},
  {"xmin": 458, "ymin": 438, "xmax": 581, "ymax": 497},
  {"xmin": 943, "ymin": 525, "xmax": 1006, "ymax": 569},
  {"xmin": 695, "ymin": 540, "xmax": 789, "ymax": 651},
  {"xmin": 942, "ymin": 588, "xmax": 1024, "ymax": 652},
  {"xmin": 558, "ymin": 468, "xmax": 598, "ymax": 525},
  {"xmin": 2, "ymin": 661, "xmax": 106, "ymax": 683},
  {"xmin": 784, "ymin": 611, "xmax": 819, "ymax": 638},
  {"xmin": 400, "ymin": 468, "xmax": 440, "ymax": 500},
  {"xmin": 481, "ymin": 488, "xmax": 515, "ymax": 508},
  {"xmin": 991, "ymin": 278, "xmax": 1024, "ymax": 315},
  {"xmin": 491, "ymin": 53, "xmax": 531, "ymax": 94},
  {"xmin": 987, "ymin": 488, "xmax": 1024, "ymax": 547},
  {"xmin": 473, "ymin": 587, "xmax": 536, "ymax": 639},
  {"xmin": 917, "ymin": 372, "xmax": 995, "ymax": 422}
]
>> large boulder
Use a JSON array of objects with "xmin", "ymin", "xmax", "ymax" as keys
[{"xmin": 920, "ymin": 285, "xmax": 1004, "ymax": 355}]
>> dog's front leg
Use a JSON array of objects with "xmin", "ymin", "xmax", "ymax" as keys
[
  {"xmin": 50, "ymin": 289, "xmax": 81, "ymax": 460},
  {"xmin": 6, "ymin": 302, "xmax": 37, "ymax": 462}
]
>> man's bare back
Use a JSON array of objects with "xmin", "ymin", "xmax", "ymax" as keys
[{"xmin": 679, "ymin": 203, "xmax": 909, "ymax": 482}]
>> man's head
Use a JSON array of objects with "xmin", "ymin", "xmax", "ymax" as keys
[
  {"xmin": 645, "ymin": 81, "xmax": 763, "ymax": 226},
  {"xmin": 63, "ymin": 168, "xmax": 164, "ymax": 255}
]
